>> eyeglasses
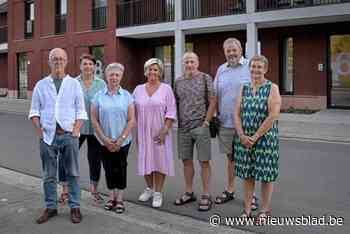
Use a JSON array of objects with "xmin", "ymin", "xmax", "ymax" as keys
[{"xmin": 51, "ymin": 57, "xmax": 66, "ymax": 62}]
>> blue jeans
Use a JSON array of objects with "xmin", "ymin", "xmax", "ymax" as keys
[
  {"xmin": 40, "ymin": 132, "xmax": 80, "ymax": 209},
  {"xmin": 59, "ymin": 134, "xmax": 102, "ymax": 185}
]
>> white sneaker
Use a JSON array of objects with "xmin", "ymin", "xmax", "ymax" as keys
[
  {"xmin": 152, "ymin": 192, "xmax": 163, "ymax": 208},
  {"xmin": 138, "ymin": 188, "xmax": 153, "ymax": 202}
]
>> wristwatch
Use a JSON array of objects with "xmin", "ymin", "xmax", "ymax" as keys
[{"xmin": 121, "ymin": 135, "xmax": 127, "ymax": 140}]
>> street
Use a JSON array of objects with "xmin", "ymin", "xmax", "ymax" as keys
[{"xmin": 0, "ymin": 112, "xmax": 349, "ymax": 233}]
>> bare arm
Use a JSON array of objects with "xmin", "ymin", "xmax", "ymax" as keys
[
  {"xmin": 114, "ymin": 104, "xmax": 136, "ymax": 149},
  {"xmin": 164, "ymin": 118, "xmax": 174, "ymax": 131},
  {"xmin": 156, "ymin": 86, "xmax": 176, "ymax": 144},
  {"xmin": 203, "ymin": 74, "xmax": 217, "ymax": 126},
  {"xmin": 72, "ymin": 120, "xmax": 84, "ymax": 137},
  {"xmin": 204, "ymin": 96, "xmax": 216, "ymax": 126},
  {"xmin": 91, "ymin": 104, "xmax": 114, "ymax": 151},
  {"xmin": 234, "ymin": 85, "xmax": 244, "ymax": 137},
  {"xmin": 30, "ymin": 116, "xmax": 43, "ymax": 139},
  {"xmin": 249, "ymin": 84, "xmax": 282, "ymax": 144},
  {"xmin": 155, "ymin": 118, "xmax": 174, "ymax": 145},
  {"xmin": 234, "ymin": 85, "xmax": 251, "ymax": 148}
]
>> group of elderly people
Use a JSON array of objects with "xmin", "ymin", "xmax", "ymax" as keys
[{"xmin": 29, "ymin": 37, "xmax": 281, "ymax": 225}]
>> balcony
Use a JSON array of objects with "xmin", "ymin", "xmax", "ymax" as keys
[
  {"xmin": 0, "ymin": 25, "xmax": 7, "ymax": 44},
  {"xmin": 55, "ymin": 14, "xmax": 67, "ymax": 34},
  {"xmin": 116, "ymin": 0, "xmax": 350, "ymax": 39},
  {"xmin": 257, "ymin": 0, "xmax": 350, "ymax": 11},
  {"xmin": 183, "ymin": 0, "xmax": 245, "ymax": 20},
  {"xmin": 92, "ymin": 6, "xmax": 107, "ymax": 30},
  {"xmin": 117, "ymin": 0, "xmax": 175, "ymax": 27}
]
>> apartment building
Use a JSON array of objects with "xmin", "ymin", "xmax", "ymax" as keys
[{"xmin": 0, "ymin": 0, "xmax": 350, "ymax": 109}]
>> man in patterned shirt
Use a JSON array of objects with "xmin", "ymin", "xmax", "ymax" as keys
[{"xmin": 173, "ymin": 52, "xmax": 216, "ymax": 211}]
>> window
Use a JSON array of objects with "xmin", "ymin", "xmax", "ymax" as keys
[
  {"xmin": 90, "ymin": 46, "xmax": 105, "ymax": 78},
  {"xmin": 280, "ymin": 37, "xmax": 294, "ymax": 94},
  {"xmin": 92, "ymin": 0, "xmax": 107, "ymax": 30},
  {"xmin": 55, "ymin": 0, "xmax": 67, "ymax": 34},
  {"xmin": 24, "ymin": 0, "xmax": 34, "ymax": 38},
  {"xmin": 0, "ymin": 23, "xmax": 7, "ymax": 44}
]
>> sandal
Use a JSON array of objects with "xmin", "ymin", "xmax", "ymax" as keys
[
  {"xmin": 251, "ymin": 195, "xmax": 259, "ymax": 211},
  {"xmin": 240, "ymin": 210, "xmax": 253, "ymax": 225},
  {"xmin": 174, "ymin": 192, "xmax": 197, "ymax": 206},
  {"xmin": 92, "ymin": 192, "xmax": 104, "ymax": 204},
  {"xmin": 255, "ymin": 210, "xmax": 271, "ymax": 226},
  {"xmin": 198, "ymin": 194, "xmax": 212, "ymax": 212},
  {"xmin": 115, "ymin": 201, "xmax": 125, "ymax": 214},
  {"xmin": 215, "ymin": 190, "xmax": 235, "ymax": 204},
  {"xmin": 240, "ymin": 210, "xmax": 252, "ymax": 218},
  {"xmin": 58, "ymin": 192, "xmax": 69, "ymax": 205},
  {"xmin": 104, "ymin": 200, "xmax": 117, "ymax": 211}
]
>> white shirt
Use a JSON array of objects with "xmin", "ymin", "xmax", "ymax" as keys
[{"xmin": 29, "ymin": 75, "xmax": 88, "ymax": 145}]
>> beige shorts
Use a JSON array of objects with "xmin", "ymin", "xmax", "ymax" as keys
[
  {"xmin": 178, "ymin": 126, "xmax": 211, "ymax": 161},
  {"xmin": 217, "ymin": 127, "xmax": 236, "ymax": 155}
]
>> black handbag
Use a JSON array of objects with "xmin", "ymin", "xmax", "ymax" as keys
[
  {"xmin": 203, "ymin": 75, "xmax": 220, "ymax": 138},
  {"xmin": 209, "ymin": 116, "xmax": 220, "ymax": 138}
]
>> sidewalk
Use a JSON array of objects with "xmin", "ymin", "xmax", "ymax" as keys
[
  {"xmin": 0, "ymin": 167, "xmax": 246, "ymax": 234},
  {"xmin": 1, "ymin": 97, "xmax": 350, "ymax": 143},
  {"xmin": 279, "ymin": 109, "xmax": 350, "ymax": 143}
]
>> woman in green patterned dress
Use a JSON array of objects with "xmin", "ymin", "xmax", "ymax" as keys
[{"xmin": 234, "ymin": 55, "xmax": 281, "ymax": 222}]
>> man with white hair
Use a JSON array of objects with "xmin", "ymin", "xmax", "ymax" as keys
[
  {"xmin": 29, "ymin": 48, "xmax": 87, "ymax": 224},
  {"xmin": 213, "ymin": 38, "xmax": 258, "ymax": 210}
]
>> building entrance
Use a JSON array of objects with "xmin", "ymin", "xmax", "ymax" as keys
[{"xmin": 329, "ymin": 34, "xmax": 350, "ymax": 108}]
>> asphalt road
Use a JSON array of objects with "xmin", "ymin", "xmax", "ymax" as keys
[{"xmin": 0, "ymin": 112, "xmax": 349, "ymax": 234}]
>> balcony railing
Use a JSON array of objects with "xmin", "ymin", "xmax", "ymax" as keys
[
  {"xmin": 92, "ymin": 6, "xmax": 107, "ymax": 30},
  {"xmin": 0, "ymin": 25, "xmax": 7, "ymax": 43},
  {"xmin": 117, "ymin": 0, "xmax": 175, "ymax": 27},
  {"xmin": 257, "ymin": 0, "xmax": 350, "ymax": 11},
  {"xmin": 183, "ymin": 0, "xmax": 246, "ymax": 20},
  {"xmin": 55, "ymin": 14, "xmax": 67, "ymax": 34}
]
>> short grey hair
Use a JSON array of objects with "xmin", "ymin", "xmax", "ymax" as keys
[
  {"xmin": 223, "ymin": 38, "xmax": 242, "ymax": 51},
  {"xmin": 48, "ymin": 48, "xmax": 67, "ymax": 63},
  {"xmin": 182, "ymin": 52, "xmax": 199, "ymax": 62},
  {"xmin": 104, "ymin": 63, "xmax": 125, "ymax": 76},
  {"xmin": 144, "ymin": 58, "xmax": 164, "ymax": 78},
  {"xmin": 249, "ymin": 55, "xmax": 269, "ymax": 68}
]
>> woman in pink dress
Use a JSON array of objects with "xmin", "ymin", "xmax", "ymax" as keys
[{"xmin": 133, "ymin": 58, "xmax": 176, "ymax": 208}]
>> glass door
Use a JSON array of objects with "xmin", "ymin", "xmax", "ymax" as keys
[
  {"xmin": 154, "ymin": 45, "xmax": 174, "ymax": 87},
  {"xmin": 329, "ymin": 35, "xmax": 350, "ymax": 108},
  {"xmin": 17, "ymin": 53, "xmax": 28, "ymax": 99},
  {"xmin": 154, "ymin": 42, "xmax": 193, "ymax": 88}
]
